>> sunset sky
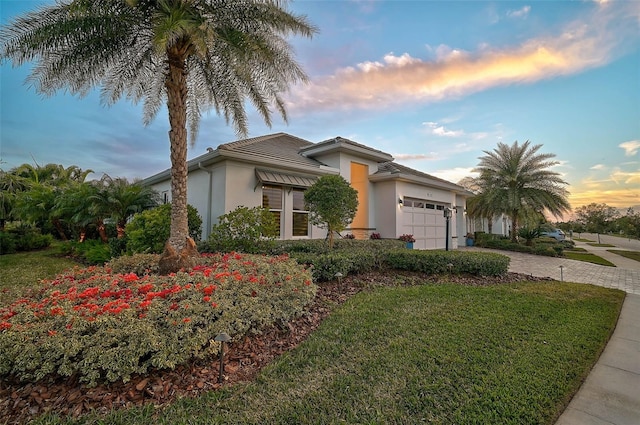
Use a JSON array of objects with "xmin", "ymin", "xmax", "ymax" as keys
[{"xmin": 1, "ymin": 0, "xmax": 639, "ymax": 212}]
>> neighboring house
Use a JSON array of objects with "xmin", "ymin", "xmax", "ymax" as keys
[
  {"xmin": 467, "ymin": 214, "xmax": 512, "ymax": 238},
  {"xmin": 142, "ymin": 133, "xmax": 473, "ymax": 250}
]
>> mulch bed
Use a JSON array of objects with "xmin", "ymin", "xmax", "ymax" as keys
[{"xmin": 0, "ymin": 271, "xmax": 553, "ymax": 424}]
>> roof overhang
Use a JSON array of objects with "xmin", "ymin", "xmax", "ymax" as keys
[
  {"xmin": 369, "ymin": 172, "xmax": 474, "ymax": 196},
  {"xmin": 299, "ymin": 137, "xmax": 393, "ymax": 163},
  {"xmin": 255, "ymin": 169, "xmax": 318, "ymax": 188}
]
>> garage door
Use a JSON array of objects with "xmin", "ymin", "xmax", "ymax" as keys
[{"xmin": 401, "ymin": 198, "xmax": 447, "ymax": 249}]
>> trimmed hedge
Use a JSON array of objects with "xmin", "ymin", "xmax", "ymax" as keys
[
  {"xmin": 481, "ymin": 238, "xmax": 563, "ymax": 257},
  {"xmin": 272, "ymin": 239, "xmax": 404, "ymax": 282},
  {"xmin": 0, "ymin": 229, "xmax": 52, "ymax": 255},
  {"xmin": 385, "ymin": 249, "xmax": 510, "ymax": 276}
]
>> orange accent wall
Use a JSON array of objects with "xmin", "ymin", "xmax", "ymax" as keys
[{"xmin": 350, "ymin": 162, "xmax": 369, "ymax": 234}]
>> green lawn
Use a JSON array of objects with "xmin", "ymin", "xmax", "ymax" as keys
[
  {"xmin": 35, "ymin": 281, "xmax": 623, "ymax": 425},
  {"xmin": 0, "ymin": 244, "xmax": 78, "ymax": 305},
  {"xmin": 2, "ymin": 248, "xmax": 625, "ymax": 425},
  {"xmin": 563, "ymin": 251, "xmax": 616, "ymax": 266},
  {"xmin": 587, "ymin": 243, "xmax": 616, "ymax": 248},
  {"xmin": 608, "ymin": 249, "xmax": 640, "ymax": 263}
]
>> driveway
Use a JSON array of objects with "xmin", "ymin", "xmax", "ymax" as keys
[{"xmin": 462, "ymin": 237, "xmax": 640, "ymax": 295}]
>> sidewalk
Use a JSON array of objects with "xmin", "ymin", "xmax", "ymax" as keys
[
  {"xmin": 461, "ymin": 241, "xmax": 640, "ymax": 424},
  {"xmin": 556, "ymin": 294, "xmax": 640, "ymax": 425}
]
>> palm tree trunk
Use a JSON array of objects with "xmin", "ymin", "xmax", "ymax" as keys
[
  {"xmin": 116, "ymin": 220, "xmax": 126, "ymax": 239},
  {"xmin": 158, "ymin": 44, "xmax": 198, "ymax": 274},
  {"xmin": 97, "ymin": 221, "xmax": 109, "ymax": 243},
  {"xmin": 51, "ymin": 218, "xmax": 68, "ymax": 241},
  {"xmin": 165, "ymin": 48, "xmax": 190, "ymax": 252},
  {"xmin": 510, "ymin": 212, "xmax": 518, "ymax": 243}
]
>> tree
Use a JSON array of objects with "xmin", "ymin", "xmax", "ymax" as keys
[
  {"xmin": 1, "ymin": 0, "xmax": 316, "ymax": 272},
  {"xmin": 575, "ymin": 203, "xmax": 620, "ymax": 242},
  {"xmin": 13, "ymin": 184, "xmax": 68, "ymax": 240},
  {"xmin": 54, "ymin": 181, "xmax": 103, "ymax": 242},
  {"xmin": 90, "ymin": 176, "xmax": 159, "ymax": 239},
  {"xmin": 304, "ymin": 175, "xmax": 358, "ymax": 249},
  {"xmin": 473, "ymin": 140, "xmax": 571, "ymax": 243}
]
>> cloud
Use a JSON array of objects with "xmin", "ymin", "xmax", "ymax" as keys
[
  {"xmin": 287, "ymin": 3, "xmax": 638, "ymax": 113},
  {"xmin": 619, "ymin": 140, "xmax": 640, "ymax": 156},
  {"xmin": 611, "ymin": 169, "xmax": 640, "ymax": 185},
  {"xmin": 430, "ymin": 167, "xmax": 477, "ymax": 184},
  {"xmin": 423, "ymin": 121, "xmax": 464, "ymax": 137},
  {"xmin": 569, "ymin": 188, "xmax": 639, "ymax": 208},
  {"xmin": 590, "ymin": 164, "xmax": 606, "ymax": 170},
  {"xmin": 507, "ymin": 6, "xmax": 531, "ymax": 19},
  {"xmin": 394, "ymin": 153, "xmax": 438, "ymax": 161}
]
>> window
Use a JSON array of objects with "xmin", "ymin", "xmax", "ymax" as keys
[
  {"xmin": 292, "ymin": 188, "xmax": 309, "ymax": 237},
  {"xmin": 262, "ymin": 185, "xmax": 282, "ymax": 237}
]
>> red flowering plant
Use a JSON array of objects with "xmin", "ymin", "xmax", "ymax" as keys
[{"xmin": 0, "ymin": 253, "xmax": 315, "ymax": 386}]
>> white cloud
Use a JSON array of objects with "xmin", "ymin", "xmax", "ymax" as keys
[
  {"xmin": 394, "ymin": 153, "xmax": 437, "ymax": 161},
  {"xmin": 423, "ymin": 121, "xmax": 465, "ymax": 137},
  {"xmin": 288, "ymin": 2, "xmax": 638, "ymax": 113},
  {"xmin": 619, "ymin": 140, "xmax": 640, "ymax": 156},
  {"xmin": 507, "ymin": 6, "xmax": 531, "ymax": 19},
  {"xmin": 430, "ymin": 167, "xmax": 477, "ymax": 184},
  {"xmin": 590, "ymin": 164, "xmax": 606, "ymax": 170}
]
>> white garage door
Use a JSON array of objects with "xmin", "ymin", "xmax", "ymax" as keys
[{"xmin": 401, "ymin": 198, "xmax": 447, "ymax": 249}]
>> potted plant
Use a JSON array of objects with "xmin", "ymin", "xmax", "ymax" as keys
[
  {"xmin": 399, "ymin": 234, "xmax": 416, "ymax": 249},
  {"xmin": 465, "ymin": 232, "xmax": 475, "ymax": 246}
]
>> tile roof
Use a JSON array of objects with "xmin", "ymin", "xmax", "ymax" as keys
[
  {"xmin": 217, "ymin": 132, "xmax": 325, "ymax": 169},
  {"xmin": 375, "ymin": 161, "xmax": 468, "ymax": 192}
]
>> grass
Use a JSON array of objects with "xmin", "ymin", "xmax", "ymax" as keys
[
  {"xmin": 2, "ymin": 248, "xmax": 625, "ymax": 425},
  {"xmin": 587, "ymin": 243, "xmax": 616, "ymax": 248},
  {"xmin": 31, "ymin": 281, "xmax": 623, "ymax": 425},
  {"xmin": 0, "ymin": 244, "xmax": 78, "ymax": 305},
  {"xmin": 563, "ymin": 251, "xmax": 616, "ymax": 266},
  {"xmin": 608, "ymin": 249, "xmax": 640, "ymax": 263}
]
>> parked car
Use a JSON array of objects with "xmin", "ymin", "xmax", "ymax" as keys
[{"xmin": 540, "ymin": 228, "xmax": 566, "ymax": 241}]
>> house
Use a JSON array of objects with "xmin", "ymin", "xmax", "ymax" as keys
[{"xmin": 142, "ymin": 133, "xmax": 473, "ymax": 250}]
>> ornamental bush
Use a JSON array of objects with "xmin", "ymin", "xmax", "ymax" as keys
[
  {"xmin": 126, "ymin": 204, "xmax": 202, "ymax": 254},
  {"xmin": 385, "ymin": 250, "xmax": 509, "ymax": 276},
  {"xmin": 0, "ymin": 253, "xmax": 315, "ymax": 386},
  {"xmin": 202, "ymin": 206, "xmax": 278, "ymax": 254}
]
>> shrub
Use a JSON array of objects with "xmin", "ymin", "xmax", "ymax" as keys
[
  {"xmin": 107, "ymin": 254, "xmax": 161, "ymax": 275},
  {"xmin": 518, "ymin": 227, "xmax": 541, "ymax": 246},
  {"xmin": 0, "ymin": 253, "xmax": 315, "ymax": 386},
  {"xmin": 385, "ymin": 250, "xmax": 509, "ymax": 276},
  {"xmin": 1, "ymin": 226, "xmax": 52, "ymax": 254},
  {"xmin": 0, "ymin": 232, "xmax": 17, "ymax": 255},
  {"xmin": 109, "ymin": 237, "xmax": 127, "ymax": 258},
  {"xmin": 126, "ymin": 204, "xmax": 202, "ymax": 254},
  {"xmin": 202, "ymin": 206, "xmax": 277, "ymax": 254},
  {"xmin": 277, "ymin": 239, "xmax": 401, "ymax": 282},
  {"xmin": 369, "ymin": 232, "xmax": 381, "ymax": 240}
]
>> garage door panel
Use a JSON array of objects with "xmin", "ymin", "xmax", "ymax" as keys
[{"xmin": 402, "ymin": 201, "xmax": 448, "ymax": 250}]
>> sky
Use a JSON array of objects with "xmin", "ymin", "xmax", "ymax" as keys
[{"xmin": 1, "ymin": 0, "xmax": 639, "ymax": 214}]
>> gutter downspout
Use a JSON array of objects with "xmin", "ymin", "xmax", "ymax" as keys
[{"xmin": 198, "ymin": 162, "xmax": 213, "ymax": 239}]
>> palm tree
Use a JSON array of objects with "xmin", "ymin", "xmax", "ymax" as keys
[
  {"xmin": 54, "ymin": 182, "xmax": 104, "ymax": 242},
  {"xmin": 14, "ymin": 183, "xmax": 69, "ymax": 240},
  {"xmin": 1, "ymin": 0, "xmax": 316, "ymax": 271},
  {"xmin": 473, "ymin": 141, "xmax": 570, "ymax": 243},
  {"xmin": 91, "ymin": 176, "xmax": 159, "ymax": 239}
]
